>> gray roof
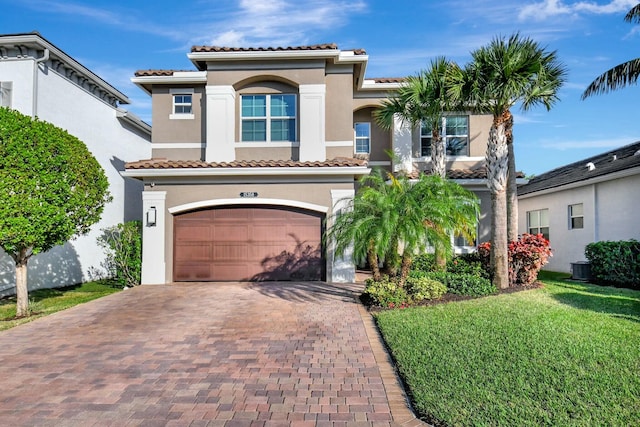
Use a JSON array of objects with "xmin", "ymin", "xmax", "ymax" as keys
[{"xmin": 518, "ymin": 141, "xmax": 640, "ymax": 195}]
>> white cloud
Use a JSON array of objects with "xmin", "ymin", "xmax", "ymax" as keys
[
  {"xmin": 192, "ymin": 0, "xmax": 368, "ymax": 47},
  {"xmin": 518, "ymin": 0, "xmax": 636, "ymax": 21}
]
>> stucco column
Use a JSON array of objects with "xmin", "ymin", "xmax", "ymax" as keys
[
  {"xmin": 205, "ymin": 85, "xmax": 236, "ymax": 162},
  {"xmin": 328, "ymin": 189, "xmax": 356, "ymax": 283},
  {"xmin": 392, "ymin": 115, "xmax": 413, "ymax": 173},
  {"xmin": 298, "ymin": 84, "xmax": 326, "ymax": 161},
  {"xmin": 141, "ymin": 191, "xmax": 167, "ymax": 285}
]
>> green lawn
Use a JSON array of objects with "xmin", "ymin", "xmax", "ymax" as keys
[
  {"xmin": 0, "ymin": 281, "xmax": 121, "ymax": 331},
  {"xmin": 375, "ymin": 271, "xmax": 640, "ymax": 426}
]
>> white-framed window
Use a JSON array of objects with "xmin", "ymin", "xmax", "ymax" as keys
[
  {"xmin": 241, "ymin": 94, "xmax": 297, "ymax": 142},
  {"xmin": 421, "ymin": 115, "xmax": 469, "ymax": 157},
  {"xmin": 0, "ymin": 81, "xmax": 12, "ymax": 107},
  {"xmin": 569, "ymin": 203, "xmax": 584, "ymax": 229},
  {"xmin": 170, "ymin": 88, "xmax": 194, "ymax": 119},
  {"xmin": 527, "ymin": 209, "xmax": 550, "ymax": 240},
  {"xmin": 354, "ymin": 122, "xmax": 371, "ymax": 154}
]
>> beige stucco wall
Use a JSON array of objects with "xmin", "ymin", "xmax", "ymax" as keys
[
  {"xmin": 151, "ymin": 147, "xmax": 204, "ymax": 161},
  {"xmin": 148, "ymin": 180, "xmax": 355, "ymax": 281},
  {"xmin": 208, "ymin": 61, "xmax": 326, "ymax": 86},
  {"xmin": 151, "ymin": 85, "xmax": 205, "ymax": 144},
  {"xmin": 469, "ymin": 114, "xmax": 492, "ymax": 157},
  {"xmin": 518, "ymin": 172, "xmax": 640, "ymax": 273},
  {"xmin": 326, "ymin": 72, "xmax": 354, "ymax": 142},
  {"xmin": 235, "ymin": 146, "xmax": 299, "ymax": 161}
]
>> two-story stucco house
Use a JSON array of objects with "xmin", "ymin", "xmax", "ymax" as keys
[
  {"xmin": 518, "ymin": 141, "xmax": 640, "ymax": 274},
  {"xmin": 0, "ymin": 32, "xmax": 151, "ymax": 295},
  {"xmin": 124, "ymin": 43, "xmax": 496, "ymax": 284}
]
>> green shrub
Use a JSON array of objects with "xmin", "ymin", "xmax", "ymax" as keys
[
  {"xmin": 447, "ymin": 253, "xmax": 490, "ymax": 279},
  {"xmin": 412, "ymin": 253, "xmax": 437, "ymax": 273},
  {"xmin": 585, "ymin": 240, "xmax": 640, "ymax": 289},
  {"xmin": 97, "ymin": 221, "xmax": 142, "ymax": 288},
  {"xmin": 405, "ymin": 276, "xmax": 447, "ymax": 302},
  {"xmin": 418, "ymin": 271, "xmax": 496, "ymax": 297},
  {"xmin": 363, "ymin": 276, "xmax": 409, "ymax": 307}
]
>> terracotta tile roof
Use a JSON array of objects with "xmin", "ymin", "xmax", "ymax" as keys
[
  {"xmin": 191, "ymin": 43, "xmax": 339, "ymax": 53},
  {"xmin": 125, "ymin": 157, "xmax": 368, "ymax": 170},
  {"xmin": 519, "ymin": 140, "xmax": 640, "ymax": 195},
  {"xmin": 134, "ymin": 70, "xmax": 193, "ymax": 77},
  {"xmin": 407, "ymin": 166, "xmax": 524, "ymax": 180},
  {"xmin": 352, "ymin": 48, "xmax": 367, "ymax": 55},
  {"xmin": 372, "ymin": 77, "xmax": 406, "ymax": 83}
]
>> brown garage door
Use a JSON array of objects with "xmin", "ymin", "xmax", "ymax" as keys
[{"xmin": 174, "ymin": 206, "xmax": 324, "ymax": 281}]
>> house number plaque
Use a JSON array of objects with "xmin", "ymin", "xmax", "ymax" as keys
[{"xmin": 240, "ymin": 192, "xmax": 258, "ymax": 198}]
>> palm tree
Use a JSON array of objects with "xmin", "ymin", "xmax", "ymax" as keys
[
  {"xmin": 582, "ymin": 3, "xmax": 640, "ymax": 98},
  {"xmin": 374, "ymin": 57, "xmax": 461, "ymax": 178},
  {"xmin": 463, "ymin": 34, "xmax": 566, "ymax": 288},
  {"xmin": 327, "ymin": 170, "xmax": 479, "ymax": 287}
]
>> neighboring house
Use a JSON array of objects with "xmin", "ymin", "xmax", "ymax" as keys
[
  {"xmin": 518, "ymin": 141, "xmax": 640, "ymax": 273},
  {"xmin": 0, "ymin": 32, "xmax": 151, "ymax": 295},
  {"xmin": 124, "ymin": 43, "xmax": 499, "ymax": 284}
]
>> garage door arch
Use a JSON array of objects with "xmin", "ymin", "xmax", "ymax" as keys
[{"xmin": 173, "ymin": 204, "xmax": 325, "ymax": 282}]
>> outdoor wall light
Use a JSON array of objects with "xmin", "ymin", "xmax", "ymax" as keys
[{"xmin": 147, "ymin": 206, "xmax": 157, "ymax": 227}]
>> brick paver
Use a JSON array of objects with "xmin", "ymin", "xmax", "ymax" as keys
[{"xmin": 0, "ymin": 281, "xmax": 427, "ymax": 426}]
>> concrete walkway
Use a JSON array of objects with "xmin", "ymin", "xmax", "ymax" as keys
[{"xmin": 0, "ymin": 282, "xmax": 428, "ymax": 426}]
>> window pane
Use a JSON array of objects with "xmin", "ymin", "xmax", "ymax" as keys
[
  {"xmin": 421, "ymin": 138, "xmax": 432, "ymax": 157},
  {"xmin": 446, "ymin": 116, "xmax": 468, "ymax": 135},
  {"xmin": 540, "ymin": 209, "xmax": 549, "ymax": 226},
  {"xmin": 242, "ymin": 119, "xmax": 266, "ymax": 141},
  {"xmin": 355, "ymin": 137, "xmax": 370, "ymax": 153},
  {"xmin": 570, "ymin": 203, "xmax": 583, "ymax": 216},
  {"xmin": 539, "ymin": 227, "xmax": 550, "ymax": 240},
  {"xmin": 446, "ymin": 137, "xmax": 468, "ymax": 156},
  {"xmin": 421, "ymin": 122, "xmax": 433, "ymax": 136},
  {"xmin": 571, "ymin": 217, "xmax": 584, "ymax": 229},
  {"xmin": 355, "ymin": 122, "xmax": 370, "ymax": 137},
  {"xmin": 242, "ymin": 95, "xmax": 266, "ymax": 117},
  {"xmin": 528, "ymin": 211, "xmax": 539, "ymax": 228},
  {"xmin": 271, "ymin": 95, "xmax": 295, "ymax": 117},
  {"xmin": 271, "ymin": 119, "xmax": 295, "ymax": 141}
]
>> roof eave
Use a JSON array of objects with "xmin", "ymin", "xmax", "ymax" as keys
[{"xmin": 122, "ymin": 166, "xmax": 371, "ymax": 179}]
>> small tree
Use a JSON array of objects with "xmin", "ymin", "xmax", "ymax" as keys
[
  {"xmin": 0, "ymin": 108, "xmax": 111, "ymax": 317},
  {"xmin": 97, "ymin": 221, "xmax": 142, "ymax": 288}
]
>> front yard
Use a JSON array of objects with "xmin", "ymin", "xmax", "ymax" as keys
[
  {"xmin": 375, "ymin": 272, "xmax": 640, "ymax": 426},
  {"xmin": 0, "ymin": 282, "xmax": 121, "ymax": 331}
]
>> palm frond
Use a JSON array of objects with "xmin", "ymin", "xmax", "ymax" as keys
[{"xmin": 581, "ymin": 58, "xmax": 640, "ymax": 99}]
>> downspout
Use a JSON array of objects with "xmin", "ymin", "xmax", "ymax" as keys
[
  {"xmin": 592, "ymin": 183, "xmax": 599, "ymax": 242},
  {"xmin": 31, "ymin": 48, "xmax": 50, "ymax": 117}
]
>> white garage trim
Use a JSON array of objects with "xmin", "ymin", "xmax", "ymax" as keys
[{"xmin": 169, "ymin": 198, "xmax": 329, "ymax": 214}]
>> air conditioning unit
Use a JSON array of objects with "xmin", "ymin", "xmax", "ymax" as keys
[{"xmin": 571, "ymin": 262, "xmax": 592, "ymax": 281}]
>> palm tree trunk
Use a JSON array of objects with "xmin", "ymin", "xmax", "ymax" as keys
[
  {"xmin": 506, "ymin": 113, "xmax": 518, "ymax": 242},
  {"xmin": 431, "ymin": 131, "xmax": 447, "ymax": 269},
  {"xmin": 487, "ymin": 113, "xmax": 510, "ymax": 289},
  {"xmin": 431, "ymin": 132, "xmax": 446, "ymax": 178},
  {"xmin": 398, "ymin": 253, "xmax": 412, "ymax": 288},
  {"xmin": 367, "ymin": 243, "xmax": 381, "ymax": 281}
]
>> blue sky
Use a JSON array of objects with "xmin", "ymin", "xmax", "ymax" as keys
[{"xmin": 1, "ymin": 0, "xmax": 638, "ymax": 175}]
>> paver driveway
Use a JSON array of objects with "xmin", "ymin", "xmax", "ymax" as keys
[{"xmin": 0, "ymin": 282, "xmax": 426, "ymax": 426}]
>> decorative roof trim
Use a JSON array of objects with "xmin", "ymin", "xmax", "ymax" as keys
[{"xmin": 0, "ymin": 32, "xmax": 130, "ymax": 104}]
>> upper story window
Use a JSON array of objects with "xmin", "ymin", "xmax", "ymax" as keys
[
  {"xmin": 420, "ymin": 115, "xmax": 469, "ymax": 157},
  {"xmin": 170, "ymin": 88, "xmax": 194, "ymax": 120},
  {"xmin": 568, "ymin": 203, "xmax": 584, "ymax": 229},
  {"xmin": 241, "ymin": 94, "xmax": 297, "ymax": 142},
  {"xmin": 0, "ymin": 81, "xmax": 12, "ymax": 107},
  {"xmin": 527, "ymin": 208, "xmax": 550, "ymax": 240},
  {"xmin": 354, "ymin": 122, "xmax": 371, "ymax": 154}
]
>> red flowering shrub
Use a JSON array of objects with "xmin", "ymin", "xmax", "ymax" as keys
[{"xmin": 477, "ymin": 234, "xmax": 552, "ymax": 286}]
